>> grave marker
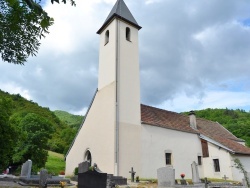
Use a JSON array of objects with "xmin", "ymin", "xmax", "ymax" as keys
[
  {"xmin": 129, "ymin": 167, "xmax": 136, "ymax": 182},
  {"xmin": 20, "ymin": 160, "xmax": 32, "ymax": 178},
  {"xmin": 39, "ymin": 169, "xmax": 48, "ymax": 188},
  {"xmin": 79, "ymin": 161, "xmax": 90, "ymax": 173},
  {"xmin": 157, "ymin": 166, "xmax": 175, "ymax": 188},
  {"xmin": 191, "ymin": 161, "xmax": 200, "ymax": 183}
]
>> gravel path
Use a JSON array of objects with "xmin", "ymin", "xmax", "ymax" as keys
[
  {"xmin": 0, "ymin": 181, "xmax": 28, "ymax": 187},
  {"xmin": 0, "ymin": 180, "xmax": 77, "ymax": 188}
]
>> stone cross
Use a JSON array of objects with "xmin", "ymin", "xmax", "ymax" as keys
[
  {"xmin": 222, "ymin": 175, "xmax": 229, "ymax": 182},
  {"xmin": 129, "ymin": 167, "xmax": 136, "ymax": 182}
]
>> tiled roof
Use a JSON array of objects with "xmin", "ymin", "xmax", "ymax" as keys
[{"xmin": 141, "ymin": 104, "xmax": 250, "ymax": 155}]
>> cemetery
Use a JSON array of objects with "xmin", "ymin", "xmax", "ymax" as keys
[{"xmin": 1, "ymin": 159, "xmax": 250, "ymax": 187}]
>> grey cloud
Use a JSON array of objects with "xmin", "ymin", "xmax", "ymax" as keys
[
  {"xmin": 137, "ymin": 0, "xmax": 250, "ymax": 106},
  {"xmin": 1, "ymin": 0, "xmax": 250, "ymax": 113}
]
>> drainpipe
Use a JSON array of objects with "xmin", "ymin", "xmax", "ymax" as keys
[{"xmin": 114, "ymin": 18, "xmax": 120, "ymax": 176}]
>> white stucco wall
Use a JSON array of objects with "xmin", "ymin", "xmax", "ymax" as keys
[
  {"xmin": 231, "ymin": 155, "xmax": 250, "ymax": 181},
  {"xmin": 98, "ymin": 20, "xmax": 117, "ymax": 90},
  {"xmin": 118, "ymin": 21, "xmax": 141, "ymax": 126},
  {"xmin": 115, "ymin": 20, "xmax": 141, "ymax": 177},
  {"xmin": 119, "ymin": 122, "xmax": 141, "ymax": 178},
  {"xmin": 65, "ymin": 83, "xmax": 116, "ymax": 176},
  {"xmin": 140, "ymin": 124, "xmax": 202, "ymax": 179},
  {"xmin": 202, "ymin": 142, "xmax": 233, "ymax": 180}
]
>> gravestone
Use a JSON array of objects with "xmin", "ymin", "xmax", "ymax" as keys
[
  {"xmin": 79, "ymin": 161, "xmax": 90, "ymax": 173},
  {"xmin": 20, "ymin": 160, "xmax": 32, "ymax": 178},
  {"xmin": 39, "ymin": 169, "xmax": 48, "ymax": 188},
  {"xmin": 78, "ymin": 170, "xmax": 107, "ymax": 188},
  {"xmin": 191, "ymin": 161, "xmax": 200, "ymax": 183},
  {"xmin": 180, "ymin": 179, "xmax": 187, "ymax": 185},
  {"xmin": 129, "ymin": 167, "xmax": 136, "ymax": 182},
  {"xmin": 157, "ymin": 166, "xmax": 175, "ymax": 188}
]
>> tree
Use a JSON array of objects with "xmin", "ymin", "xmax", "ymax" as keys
[
  {"xmin": 0, "ymin": 98, "xmax": 16, "ymax": 171},
  {"xmin": 12, "ymin": 113, "xmax": 54, "ymax": 171},
  {"xmin": 0, "ymin": 0, "xmax": 75, "ymax": 65}
]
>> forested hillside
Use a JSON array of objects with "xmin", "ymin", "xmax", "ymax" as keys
[
  {"xmin": 0, "ymin": 89, "xmax": 82, "ymax": 171},
  {"xmin": 184, "ymin": 108, "xmax": 250, "ymax": 147},
  {"xmin": 54, "ymin": 110, "xmax": 84, "ymax": 129}
]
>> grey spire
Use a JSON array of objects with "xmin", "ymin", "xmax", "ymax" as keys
[{"xmin": 97, "ymin": 0, "xmax": 141, "ymax": 34}]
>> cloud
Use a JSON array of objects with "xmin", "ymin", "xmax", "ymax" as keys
[{"xmin": 1, "ymin": 0, "xmax": 250, "ymax": 115}]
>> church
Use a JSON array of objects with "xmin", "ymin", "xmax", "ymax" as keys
[{"xmin": 65, "ymin": 0, "xmax": 250, "ymax": 181}]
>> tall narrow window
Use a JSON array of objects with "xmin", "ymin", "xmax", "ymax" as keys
[
  {"xmin": 165, "ymin": 153, "xmax": 171, "ymax": 165},
  {"xmin": 201, "ymin": 139, "xmax": 209, "ymax": 157},
  {"xmin": 198, "ymin": 156, "xmax": 202, "ymax": 165},
  {"xmin": 105, "ymin": 30, "xmax": 109, "ymax": 45},
  {"xmin": 126, "ymin": 27, "xmax": 131, "ymax": 41},
  {"xmin": 213, "ymin": 159, "xmax": 220, "ymax": 172},
  {"xmin": 84, "ymin": 150, "xmax": 92, "ymax": 165}
]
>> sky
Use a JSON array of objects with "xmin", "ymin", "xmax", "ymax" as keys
[{"xmin": 1, "ymin": 0, "xmax": 250, "ymax": 115}]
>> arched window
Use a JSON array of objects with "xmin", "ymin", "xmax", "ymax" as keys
[
  {"xmin": 105, "ymin": 30, "xmax": 109, "ymax": 45},
  {"xmin": 126, "ymin": 27, "xmax": 131, "ymax": 41},
  {"xmin": 84, "ymin": 150, "xmax": 92, "ymax": 165}
]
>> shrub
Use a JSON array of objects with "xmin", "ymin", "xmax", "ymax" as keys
[{"xmin": 74, "ymin": 167, "xmax": 78, "ymax": 175}]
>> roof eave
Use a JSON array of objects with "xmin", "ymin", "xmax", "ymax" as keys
[
  {"xmin": 65, "ymin": 89, "xmax": 98, "ymax": 159},
  {"xmin": 234, "ymin": 152, "xmax": 250, "ymax": 156},
  {"xmin": 97, "ymin": 14, "xmax": 142, "ymax": 34},
  {"xmin": 199, "ymin": 134, "xmax": 235, "ymax": 154}
]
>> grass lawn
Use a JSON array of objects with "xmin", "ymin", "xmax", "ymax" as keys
[{"xmin": 45, "ymin": 151, "xmax": 65, "ymax": 175}]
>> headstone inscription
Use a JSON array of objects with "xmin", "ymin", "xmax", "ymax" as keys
[
  {"xmin": 20, "ymin": 160, "xmax": 32, "ymax": 178},
  {"xmin": 191, "ymin": 161, "xmax": 201, "ymax": 183},
  {"xmin": 129, "ymin": 167, "xmax": 136, "ymax": 182},
  {"xmin": 39, "ymin": 169, "xmax": 48, "ymax": 188},
  {"xmin": 157, "ymin": 166, "xmax": 175, "ymax": 188}
]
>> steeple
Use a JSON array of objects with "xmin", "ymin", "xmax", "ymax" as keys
[{"xmin": 97, "ymin": 0, "xmax": 141, "ymax": 34}]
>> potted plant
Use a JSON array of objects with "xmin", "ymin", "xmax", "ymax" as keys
[
  {"xmin": 136, "ymin": 176, "xmax": 140, "ymax": 182},
  {"xmin": 59, "ymin": 171, "xmax": 65, "ymax": 178}
]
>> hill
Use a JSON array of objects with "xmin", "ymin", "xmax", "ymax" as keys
[
  {"xmin": 45, "ymin": 151, "xmax": 65, "ymax": 175},
  {"xmin": 54, "ymin": 110, "xmax": 84, "ymax": 129},
  {"xmin": 183, "ymin": 108, "xmax": 250, "ymax": 147},
  {"xmin": 0, "ymin": 89, "xmax": 80, "ymax": 171}
]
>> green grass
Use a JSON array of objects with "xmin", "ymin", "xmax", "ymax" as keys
[{"xmin": 45, "ymin": 151, "xmax": 65, "ymax": 175}]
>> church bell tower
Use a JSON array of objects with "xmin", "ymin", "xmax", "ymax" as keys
[
  {"xmin": 65, "ymin": 0, "xmax": 142, "ymax": 178},
  {"xmin": 97, "ymin": 0, "xmax": 142, "ymax": 176}
]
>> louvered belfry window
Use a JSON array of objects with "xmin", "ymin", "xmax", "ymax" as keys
[{"xmin": 201, "ymin": 139, "xmax": 209, "ymax": 157}]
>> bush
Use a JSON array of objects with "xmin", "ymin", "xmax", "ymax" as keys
[{"xmin": 74, "ymin": 167, "xmax": 78, "ymax": 175}]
